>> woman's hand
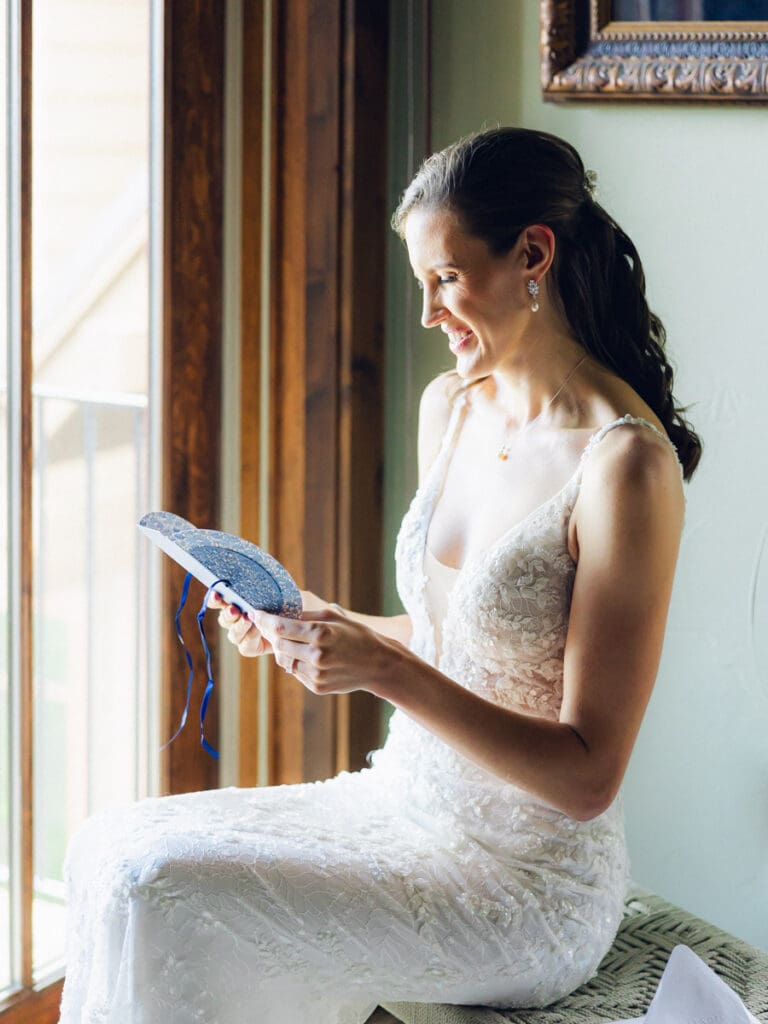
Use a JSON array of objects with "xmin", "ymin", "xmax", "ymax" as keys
[
  {"xmin": 208, "ymin": 589, "xmax": 345, "ymax": 660},
  {"xmin": 248, "ymin": 606, "xmax": 406, "ymax": 696},
  {"xmin": 208, "ymin": 591, "xmax": 272, "ymax": 657}
]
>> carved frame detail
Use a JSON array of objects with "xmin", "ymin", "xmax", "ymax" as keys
[{"xmin": 541, "ymin": 0, "xmax": 768, "ymax": 101}]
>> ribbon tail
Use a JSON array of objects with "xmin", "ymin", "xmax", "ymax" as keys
[
  {"xmin": 195, "ymin": 580, "xmax": 225, "ymax": 760},
  {"xmin": 161, "ymin": 572, "xmax": 195, "ymax": 751}
]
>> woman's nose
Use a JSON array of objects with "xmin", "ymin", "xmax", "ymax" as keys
[{"xmin": 421, "ymin": 288, "xmax": 447, "ymax": 329}]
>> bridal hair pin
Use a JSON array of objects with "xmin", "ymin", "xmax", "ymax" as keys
[{"xmin": 584, "ymin": 168, "xmax": 598, "ymax": 199}]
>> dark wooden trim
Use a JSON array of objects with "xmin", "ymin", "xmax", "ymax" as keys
[
  {"xmin": 238, "ymin": 0, "xmax": 264, "ymax": 787},
  {"xmin": 263, "ymin": 0, "xmax": 388, "ymax": 785},
  {"xmin": 0, "ymin": 980, "xmax": 64, "ymax": 1024},
  {"xmin": 338, "ymin": 0, "xmax": 389, "ymax": 772},
  {"xmin": 161, "ymin": 0, "xmax": 225, "ymax": 795},
  {"xmin": 19, "ymin": 0, "xmax": 34, "ymax": 989},
  {"xmin": 268, "ymin": 0, "xmax": 339, "ymax": 784}
]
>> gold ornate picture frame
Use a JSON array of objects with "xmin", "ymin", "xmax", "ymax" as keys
[{"xmin": 541, "ymin": 1, "xmax": 768, "ymax": 101}]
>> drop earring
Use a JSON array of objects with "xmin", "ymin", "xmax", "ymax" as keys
[{"xmin": 527, "ymin": 279, "xmax": 540, "ymax": 313}]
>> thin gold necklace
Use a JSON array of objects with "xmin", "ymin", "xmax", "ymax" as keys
[{"xmin": 497, "ymin": 354, "xmax": 586, "ymax": 461}]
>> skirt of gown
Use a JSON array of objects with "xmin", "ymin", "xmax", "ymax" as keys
[
  {"xmin": 58, "ymin": 399, "xmax": 674, "ymax": 1023},
  {"xmin": 58, "ymin": 710, "xmax": 628, "ymax": 1024}
]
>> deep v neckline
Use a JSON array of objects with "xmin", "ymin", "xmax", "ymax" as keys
[{"xmin": 422, "ymin": 395, "xmax": 674, "ymax": 577}]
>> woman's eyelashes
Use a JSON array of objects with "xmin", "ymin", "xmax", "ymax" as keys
[{"xmin": 413, "ymin": 272, "xmax": 459, "ymax": 289}]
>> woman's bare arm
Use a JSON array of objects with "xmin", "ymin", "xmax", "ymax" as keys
[
  {"xmin": 363, "ymin": 425, "xmax": 685, "ymax": 820},
  {"xmin": 301, "ymin": 589, "xmax": 412, "ymax": 646},
  {"xmin": 211, "ymin": 589, "xmax": 412, "ymax": 653},
  {"xmin": 335, "ymin": 610, "xmax": 412, "ymax": 645}
]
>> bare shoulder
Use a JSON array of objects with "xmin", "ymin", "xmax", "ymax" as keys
[
  {"xmin": 587, "ymin": 419, "xmax": 683, "ymax": 491},
  {"xmin": 417, "ymin": 371, "xmax": 460, "ymax": 487},
  {"xmin": 573, "ymin": 419, "xmax": 685, "ymax": 557}
]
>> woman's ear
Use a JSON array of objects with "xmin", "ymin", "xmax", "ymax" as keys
[{"xmin": 521, "ymin": 224, "xmax": 556, "ymax": 276}]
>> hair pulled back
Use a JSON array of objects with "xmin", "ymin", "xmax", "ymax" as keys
[{"xmin": 393, "ymin": 127, "xmax": 702, "ymax": 481}]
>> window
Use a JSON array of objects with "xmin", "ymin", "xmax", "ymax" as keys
[
  {"xmin": 1, "ymin": 0, "xmax": 389, "ymax": 1012},
  {"xmin": 2, "ymin": 0, "xmax": 161, "ymax": 1003}
]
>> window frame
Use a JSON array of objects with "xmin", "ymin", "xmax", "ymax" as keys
[
  {"xmin": 0, "ymin": 0, "xmax": 226, "ymax": 1016},
  {"xmin": 1, "ymin": 0, "xmax": 391, "ymax": 1014},
  {"xmin": 256, "ymin": 0, "xmax": 388, "ymax": 784}
]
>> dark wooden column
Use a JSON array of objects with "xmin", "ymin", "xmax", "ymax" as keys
[
  {"xmin": 264, "ymin": 0, "xmax": 389, "ymax": 784},
  {"xmin": 337, "ymin": 0, "xmax": 390, "ymax": 773},
  {"xmin": 237, "ymin": 0, "xmax": 265, "ymax": 787},
  {"xmin": 161, "ymin": 0, "xmax": 225, "ymax": 795}
]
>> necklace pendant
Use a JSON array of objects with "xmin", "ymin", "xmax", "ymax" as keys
[{"xmin": 494, "ymin": 353, "xmax": 587, "ymax": 464}]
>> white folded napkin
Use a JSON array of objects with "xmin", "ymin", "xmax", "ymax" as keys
[{"xmin": 610, "ymin": 943, "xmax": 760, "ymax": 1024}]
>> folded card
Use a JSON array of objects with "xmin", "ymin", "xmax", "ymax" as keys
[{"xmin": 138, "ymin": 511, "xmax": 303, "ymax": 618}]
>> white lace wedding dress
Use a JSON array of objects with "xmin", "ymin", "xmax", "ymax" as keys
[{"xmin": 59, "ymin": 391, "xmax": 681, "ymax": 1024}]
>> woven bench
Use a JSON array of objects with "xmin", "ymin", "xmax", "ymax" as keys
[{"xmin": 372, "ymin": 890, "xmax": 768, "ymax": 1024}]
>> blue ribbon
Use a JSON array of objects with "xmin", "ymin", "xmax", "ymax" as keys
[
  {"xmin": 196, "ymin": 580, "xmax": 222, "ymax": 760},
  {"xmin": 161, "ymin": 572, "xmax": 195, "ymax": 752},
  {"xmin": 162, "ymin": 573, "xmax": 224, "ymax": 760}
]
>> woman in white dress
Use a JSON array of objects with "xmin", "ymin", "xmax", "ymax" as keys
[{"xmin": 60, "ymin": 128, "xmax": 701, "ymax": 1024}]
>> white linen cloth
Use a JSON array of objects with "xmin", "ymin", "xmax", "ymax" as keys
[{"xmin": 611, "ymin": 943, "xmax": 760, "ymax": 1023}]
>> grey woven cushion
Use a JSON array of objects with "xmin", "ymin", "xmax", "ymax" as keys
[{"xmin": 378, "ymin": 891, "xmax": 768, "ymax": 1024}]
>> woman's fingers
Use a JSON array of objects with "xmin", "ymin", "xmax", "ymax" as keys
[
  {"xmin": 228, "ymin": 617, "xmax": 272, "ymax": 658},
  {"xmin": 224, "ymin": 615, "xmax": 251, "ymax": 644},
  {"xmin": 247, "ymin": 608, "xmax": 392, "ymax": 696},
  {"xmin": 237, "ymin": 630, "xmax": 270, "ymax": 658},
  {"xmin": 218, "ymin": 606, "xmax": 244, "ymax": 630},
  {"xmin": 251, "ymin": 618, "xmax": 320, "ymax": 678},
  {"xmin": 209, "ymin": 592, "xmax": 245, "ymax": 625},
  {"xmin": 207, "ymin": 593, "xmax": 272, "ymax": 658}
]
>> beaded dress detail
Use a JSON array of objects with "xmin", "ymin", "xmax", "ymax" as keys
[{"xmin": 59, "ymin": 392, "xmax": 682, "ymax": 1024}]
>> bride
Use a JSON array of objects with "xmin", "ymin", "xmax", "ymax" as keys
[{"xmin": 59, "ymin": 127, "xmax": 701, "ymax": 1024}]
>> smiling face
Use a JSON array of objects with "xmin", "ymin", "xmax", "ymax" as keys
[{"xmin": 404, "ymin": 205, "xmax": 530, "ymax": 380}]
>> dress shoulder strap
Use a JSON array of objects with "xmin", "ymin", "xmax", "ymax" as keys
[
  {"xmin": 419, "ymin": 381, "xmax": 471, "ymax": 492},
  {"xmin": 438, "ymin": 384, "xmax": 471, "ymax": 456},
  {"xmin": 577, "ymin": 414, "xmax": 684, "ymax": 483}
]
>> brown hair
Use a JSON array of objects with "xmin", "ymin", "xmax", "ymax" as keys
[{"xmin": 393, "ymin": 127, "xmax": 702, "ymax": 480}]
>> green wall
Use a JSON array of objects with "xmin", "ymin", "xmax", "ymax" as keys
[
  {"xmin": 384, "ymin": 0, "xmax": 768, "ymax": 949},
  {"xmin": 382, "ymin": 1, "xmax": 444, "ymax": 620}
]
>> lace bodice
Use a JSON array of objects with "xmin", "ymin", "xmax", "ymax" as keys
[
  {"xmin": 395, "ymin": 389, "xmax": 682, "ymax": 719},
  {"xmin": 370, "ymin": 389, "xmax": 683, "ymax": 864},
  {"xmin": 422, "ymin": 546, "xmax": 459, "ymax": 661}
]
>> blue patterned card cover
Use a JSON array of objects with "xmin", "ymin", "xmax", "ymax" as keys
[{"xmin": 138, "ymin": 512, "xmax": 303, "ymax": 618}]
